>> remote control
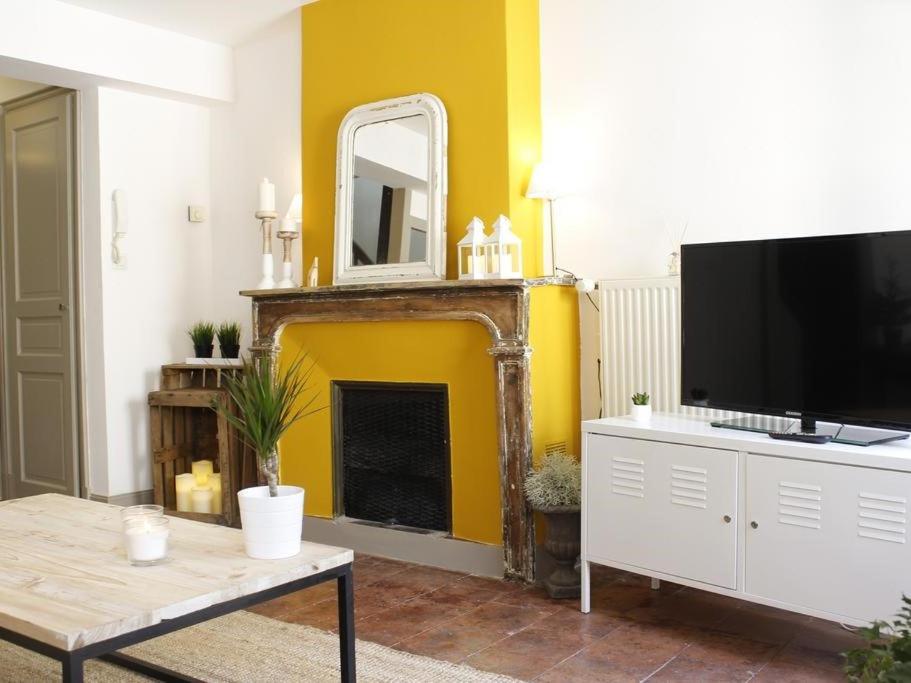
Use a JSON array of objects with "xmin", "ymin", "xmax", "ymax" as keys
[{"xmin": 768, "ymin": 432, "xmax": 833, "ymax": 444}]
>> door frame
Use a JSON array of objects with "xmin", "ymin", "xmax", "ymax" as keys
[{"xmin": 0, "ymin": 86, "xmax": 86, "ymax": 499}]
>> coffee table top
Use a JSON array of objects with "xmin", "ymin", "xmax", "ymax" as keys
[{"xmin": 0, "ymin": 494, "xmax": 352, "ymax": 651}]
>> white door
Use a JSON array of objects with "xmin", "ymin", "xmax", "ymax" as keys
[
  {"xmin": 746, "ymin": 453, "xmax": 911, "ymax": 623},
  {"xmin": 1, "ymin": 89, "xmax": 79, "ymax": 498},
  {"xmin": 586, "ymin": 434, "xmax": 738, "ymax": 588}
]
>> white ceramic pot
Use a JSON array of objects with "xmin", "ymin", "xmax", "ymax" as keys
[
  {"xmin": 631, "ymin": 404, "xmax": 652, "ymax": 423},
  {"xmin": 237, "ymin": 485, "xmax": 304, "ymax": 559}
]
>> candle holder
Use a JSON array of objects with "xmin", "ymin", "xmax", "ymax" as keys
[
  {"xmin": 123, "ymin": 516, "xmax": 170, "ymax": 566},
  {"xmin": 255, "ymin": 210, "xmax": 278, "ymax": 289},
  {"xmin": 121, "ymin": 504, "xmax": 163, "ymax": 523},
  {"xmin": 276, "ymin": 229, "xmax": 300, "ymax": 288}
]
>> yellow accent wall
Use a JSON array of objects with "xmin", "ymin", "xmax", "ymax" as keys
[
  {"xmin": 279, "ymin": 321, "xmax": 502, "ymax": 545},
  {"xmin": 287, "ymin": 0, "xmax": 580, "ymax": 549},
  {"xmin": 301, "ymin": 0, "xmax": 543, "ymax": 281}
]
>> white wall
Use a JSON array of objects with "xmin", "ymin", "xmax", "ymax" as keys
[
  {"xmin": 0, "ymin": 0, "xmax": 233, "ymax": 102},
  {"xmin": 540, "ymin": 0, "xmax": 911, "ymax": 281},
  {"xmin": 210, "ymin": 12, "xmax": 301, "ymax": 349},
  {"xmin": 96, "ymin": 87, "xmax": 212, "ymax": 495}
]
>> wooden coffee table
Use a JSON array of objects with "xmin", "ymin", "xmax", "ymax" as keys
[{"xmin": 0, "ymin": 494, "xmax": 355, "ymax": 682}]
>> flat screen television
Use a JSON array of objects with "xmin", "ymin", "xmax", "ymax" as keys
[{"xmin": 681, "ymin": 230, "xmax": 911, "ymax": 443}]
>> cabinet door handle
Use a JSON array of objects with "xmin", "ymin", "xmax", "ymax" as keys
[
  {"xmin": 723, "ymin": 515, "xmax": 732, "ymax": 523},
  {"xmin": 750, "ymin": 521, "xmax": 759, "ymax": 529}
]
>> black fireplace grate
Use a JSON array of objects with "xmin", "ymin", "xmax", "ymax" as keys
[{"xmin": 333, "ymin": 382, "xmax": 451, "ymax": 532}]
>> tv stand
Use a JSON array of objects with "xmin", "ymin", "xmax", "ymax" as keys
[
  {"xmin": 710, "ymin": 415, "xmax": 909, "ymax": 446},
  {"xmin": 582, "ymin": 413, "xmax": 911, "ymax": 627}
]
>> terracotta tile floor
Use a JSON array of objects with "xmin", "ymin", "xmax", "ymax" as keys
[{"xmin": 248, "ymin": 554, "xmax": 864, "ymax": 681}]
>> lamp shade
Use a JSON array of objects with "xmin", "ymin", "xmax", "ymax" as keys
[{"xmin": 525, "ymin": 162, "xmax": 561, "ymax": 200}]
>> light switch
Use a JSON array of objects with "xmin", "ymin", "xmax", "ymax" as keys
[{"xmin": 188, "ymin": 205, "xmax": 206, "ymax": 223}]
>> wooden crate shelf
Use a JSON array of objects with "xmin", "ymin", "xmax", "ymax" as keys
[{"xmin": 148, "ymin": 365, "xmax": 258, "ymax": 527}]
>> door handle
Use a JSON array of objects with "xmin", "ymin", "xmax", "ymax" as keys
[
  {"xmin": 58, "ymin": 303, "xmax": 67, "ymax": 312},
  {"xmin": 723, "ymin": 514, "xmax": 732, "ymax": 523},
  {"xmin": 750, "ymin": 521, "xmax": 759, "ymax": 529}
]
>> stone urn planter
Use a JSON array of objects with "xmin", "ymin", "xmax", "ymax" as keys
[{"xmin": 539, "ymin": 505, "xmax": 581, "ymax": 598}]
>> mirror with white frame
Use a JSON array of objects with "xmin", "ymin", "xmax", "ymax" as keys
[{"xmin": 333, "ymin": 93, "xmax": 447, "ymax": 284}]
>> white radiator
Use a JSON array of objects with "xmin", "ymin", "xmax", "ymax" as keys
[{"xmin": 598, "ymin": 277, "xmax": 737, "ymax": 420}]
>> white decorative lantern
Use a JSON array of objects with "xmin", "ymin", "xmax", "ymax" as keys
[
  {"xmin": 457, "ymin": 217, "xmax": 487, "ymax": 280},
  {"xmin": 483, "ymin": 215, "xmax": 523, "ymax": 279}
]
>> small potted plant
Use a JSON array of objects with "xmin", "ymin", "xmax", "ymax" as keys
[
  {"xmin": 216, "ymin": 322, "xmax": 241, "ymax": 359},
  {"xmin": 188, "ymin": 321, "xmax": 215, "ymax": 359},
  {"xmin": 525, "ymin": 453, "xmax": 582, "ymax": 599},
  {"xmin": 631, "ymin": 391, "xmax": 651, "ymax": 423},
  {"xmin": 214, "ymin": 355, "xmax": 321, "ymax": 559},
  {"xmin": 844, "ymin": 595, "xmax": 911, "ymax": 680}
]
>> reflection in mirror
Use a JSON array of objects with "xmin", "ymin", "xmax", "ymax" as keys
[{"xmin": 351, "ymin": 115, "xmax": 429, "ymax": 266}]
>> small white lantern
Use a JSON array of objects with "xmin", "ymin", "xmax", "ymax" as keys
[
  {"xmin": 483, "ymin": 214, "xmax": 523, "ymax": 279},
  {"xmin": 457, "ymin": 217, "xmax": 487, "ymax": 280}
]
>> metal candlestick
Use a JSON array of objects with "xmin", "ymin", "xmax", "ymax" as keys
[
  {"xmin": 276, "ymin": 230, "xmax": 299, "ymax": 288},
  {"xmin": 255, "ymin": 210, "xmax": 278, "ymax": 289}
]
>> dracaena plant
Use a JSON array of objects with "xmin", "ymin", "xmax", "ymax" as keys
[{"xmin": 214, "ymin": 355, "xmax": 322, "ymax": 497}]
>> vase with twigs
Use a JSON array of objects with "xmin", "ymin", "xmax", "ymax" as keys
[{"xmin": 213, "ymin": 354, "xmax": 321, "ymax": 558}]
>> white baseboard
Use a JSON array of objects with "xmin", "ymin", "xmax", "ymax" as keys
[
  {"xmin": 89, "ymin": 490, "xmax": 154, "ymax": 506},
  {"xmin": 302, "ymin": 516, "xmax": 505, "ymax": 578}
]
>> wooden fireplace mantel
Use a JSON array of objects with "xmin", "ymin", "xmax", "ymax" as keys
[{"xmin": 241, "ymin": 277, "xmax": 574, "ymax": 581}]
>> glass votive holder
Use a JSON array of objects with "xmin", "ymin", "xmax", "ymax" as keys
[
  {"xmin": 120, "ymin": 504, "xmax": 164, "ymax": 523},
  {"xmin": 123, "ymin": 516, "xmax": 170, "ymax": 566}
]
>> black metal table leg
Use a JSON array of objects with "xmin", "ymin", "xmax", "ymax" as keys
[
  {"xmin": 62, "ymin": 654, "xmax": 84, "ymax": 683},
  {"xmin": 337, "ymin": 566, "xmax": 356, "ymax": 682}
]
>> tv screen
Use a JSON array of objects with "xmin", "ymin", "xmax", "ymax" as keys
[{"xmin": 681, "ymin": 230, "xmax": 911, "ymax": 429}]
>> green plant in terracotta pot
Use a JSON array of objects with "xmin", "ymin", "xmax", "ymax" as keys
[
  {"xmin": 216, "ymin": 322, "xmax": 242, "ymax": 359},
  {"xmin": 213, "ymin": 355, "xmax": 321, "ymax": 559},
  {"xmin": 525, "ymin": 452, "xmax": 582, "ymax": 599},
  {"xmin": 188, "ymin": 321, "xmax": 215, "ymax": 359}
]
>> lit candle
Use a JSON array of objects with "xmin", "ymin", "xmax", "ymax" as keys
[
  {"xmin": 192, "ymin": 460, "xmax": 213, "ymax": 486},
  {"xmin": 123, "ymin": 516, "xmax": 169, "ymax": 565},
  {"xmin": 175, "ymin": 473, "xmax": 194, "ymax": 512},
  {"xmin": 191, "ymin": 485, "xmax": 213, "ymax": 514},
  {"xmin": 209, "ymin": 473, "xmax": 223, "ymax": 514},
  {"xmin": 258, "ymin": 178, "xmax": 275, "ymax": 213}
]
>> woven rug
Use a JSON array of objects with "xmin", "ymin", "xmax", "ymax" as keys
[{"xmin": 0, "ymin": 611, "xmax": 519, "ymax": 682}]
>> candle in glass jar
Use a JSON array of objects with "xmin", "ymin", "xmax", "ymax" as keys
[
  {"xmin": 123, "ymin": 517, "xmax": 169, "ymax": 565},
  {"xmin": 191, "ymin": 485, "xmax": 213, "ymax": 514},
  {"xmin": 209, "ymin": 472, "xmax": 222, "ymax": 514},
  {"xmin": 258, "ymin": 178, "xmax": 275, "ymax": 213},
  {"xmin": 175, "ymin": 473, "xmax": 194, "ymax": 512},
  {"xmin": 192, "ymin": 460, "xmax": 213, "ymax": 486}
]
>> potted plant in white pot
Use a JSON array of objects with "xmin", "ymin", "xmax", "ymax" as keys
[
  {"xmin": 215, "ymin": 355, "xmax": 320, "ymax": 559},
  {"xmin": 631, "ymin": 391, "xmax": 651, "ymax": 423},
  {"xmin": 525, "ymin": 453, "xmax": 582, "ymax": 599}
]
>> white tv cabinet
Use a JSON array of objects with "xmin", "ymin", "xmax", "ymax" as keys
[{"xmin": 582, "ymin": 414, "xmax": 911, "ymax": 626}]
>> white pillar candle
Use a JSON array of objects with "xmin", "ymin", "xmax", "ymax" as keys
[
  {"xmin": 175, "ymin": 473, "xmax": 194, "ymax": 512},
  {"xmin": 258, "ymin": 178, "xmax": 275, "ymax": 212},
  {"xmin": 191, "ymin": 485, "xmax": 213, "ymax": 514},
  {"xmin": 123, "ymin": 517, "xmax": 169, "ymax": 565},
  {"xmin": 210, "ymin": 473, "xmax": 223, "ymax": 514},
  {"xmin": 192, "ymin": 460, "xmax": 213, "ymax": 486}
]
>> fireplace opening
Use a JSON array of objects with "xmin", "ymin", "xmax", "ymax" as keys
[{"xmin": 332, "ymin": 381, "xmax": 451, "ymax": 533}]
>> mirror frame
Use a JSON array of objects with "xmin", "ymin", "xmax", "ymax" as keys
[{"xmin": 333, "ymin": 93, "xmax": 447, "ymax": 285}]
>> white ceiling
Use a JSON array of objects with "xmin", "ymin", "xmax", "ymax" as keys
[{"xmin": 60, "ymin": 0, "xmax": 308, "ymax": 46}]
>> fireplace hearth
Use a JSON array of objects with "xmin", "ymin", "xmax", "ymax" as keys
[{"xmin": 332, "ymin": 381, "xmax": 451, "ymax": 532}]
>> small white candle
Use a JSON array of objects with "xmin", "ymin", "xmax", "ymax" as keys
[
  {"xmin": 258, "ymin": 178, "xmax": 275, "ymax": 213},
  {"xmin": 209, "ymin": 472, "xmax": 223, "ymax": 514},
  {"xmin": 280, "ymin": 216, "xmax": 297, "ymax": 233},
  {"xmin": 175, "ymin": 473, "xmax": 194, "ymax": 512},
  {"xmin": 192, "ymin": 460, "xmax": 213, "ymax": 486},
  {"xmin": 123, "ymin": 517, "xmax": 169, "ymax": 565},
  {"xmin": 191, "ymin": 485, "xmax": 213, "ymax": 514}
]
